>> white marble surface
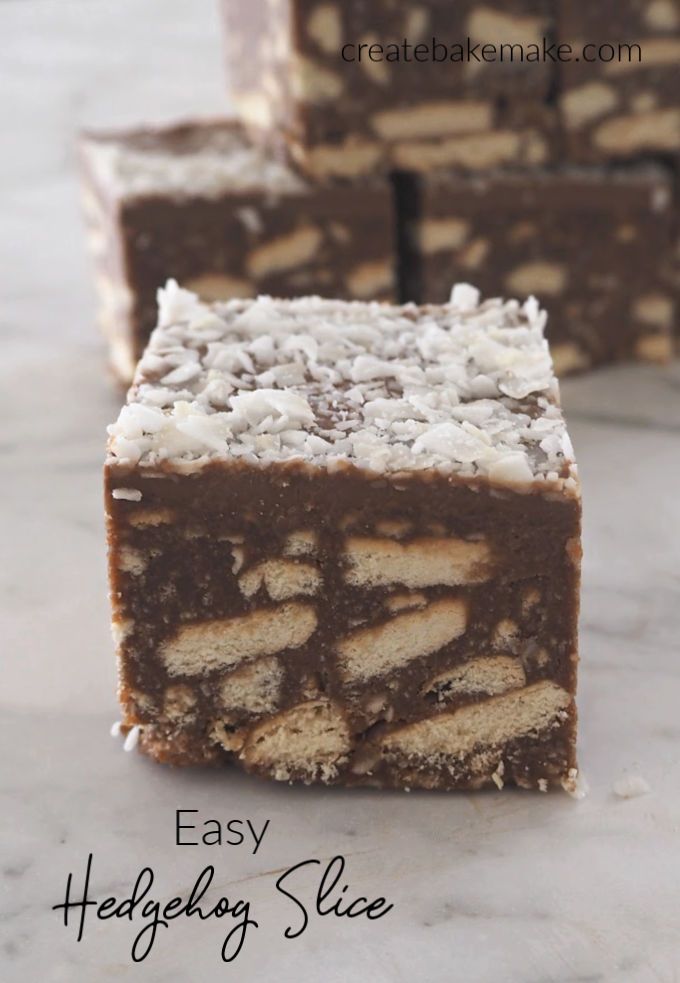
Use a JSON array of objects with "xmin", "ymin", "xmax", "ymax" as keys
[{"xmin": 2, "ymin": 4, "xmax": 680, "ymax": 982}]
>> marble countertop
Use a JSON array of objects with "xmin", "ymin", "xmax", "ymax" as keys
[{"xmin": 2, "ymin": 3, "xmax": 680, "ymax": 981}]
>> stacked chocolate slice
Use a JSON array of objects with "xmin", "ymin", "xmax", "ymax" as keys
[{"xmin": 82, "ymin": 1, "xmax": 679, "ymax": 383}]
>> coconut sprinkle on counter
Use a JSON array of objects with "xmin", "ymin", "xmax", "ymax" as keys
[
  {"xmin": 613, "ymin": 774, "xmax": 651, "ymax": 799},
  {"xmin": 107, "ymin": 279, "xmax": 578, "ymax": 492}
]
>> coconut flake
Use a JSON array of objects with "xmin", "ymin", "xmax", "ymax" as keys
[
  {"xmin": 613, "ymin": 774, "xmax": 651, "ymax": 799},
  {"xmin": 230, "ymin": 389, "xmax": 315, "ymax": 431},
  {"xmin": 123, "ymin": 725, "xmax": 141, "ymax": 752},
  {"xmin": 450, "ymin": 282, "xmax": 481, "ymax": 310},
  {"xmin": 487, "ymin": 453, "xmax": 534, "ymax": 486},
  {"xmin": 157, "ymin": 279, "xmax": 206, "ymax": 328}
]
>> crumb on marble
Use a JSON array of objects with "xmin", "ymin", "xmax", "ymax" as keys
[
  {"xmin": 613, "ymin": 774, "xmax": 651, "ymax": 799},
  {"xmin": 562, "ymin": 766, "xmax": 589, "ymax": 800}
]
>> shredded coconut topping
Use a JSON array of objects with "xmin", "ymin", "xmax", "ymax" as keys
[
  {"xmin": 81, "ymin": 120, "xmax": 305, "ymax": 200},
  {"xmin": 106, "ymin": 280, "xmax": 579, "ymax": 491}
]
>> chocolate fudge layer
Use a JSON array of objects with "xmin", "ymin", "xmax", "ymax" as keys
[
  {"xmin": 106, "ymin": 281, "xmax": 581, "ymax": 792},
  {"xmin": 80, "ymin": 119, "xmax": 395, "ymax": 383},
  {"xmin": 400, "ymin": 166, "xmax": 675, "ymax": 373},
  {"xmin": 558, "ymin": 0, "xmax": 680, "ymax": 163},
  {"xmin": 222, "ymin": 0, "xmax": 557, "ymax": 178}
]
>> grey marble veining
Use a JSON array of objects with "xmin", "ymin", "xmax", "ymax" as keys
[{"xmin": 2, "ymin": 3, "xmax": 680, "ymax": 981}]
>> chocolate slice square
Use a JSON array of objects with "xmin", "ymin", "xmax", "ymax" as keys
[{"xmin": 106, "ymin": 281, "xmax": 581, "ymax": 792}]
